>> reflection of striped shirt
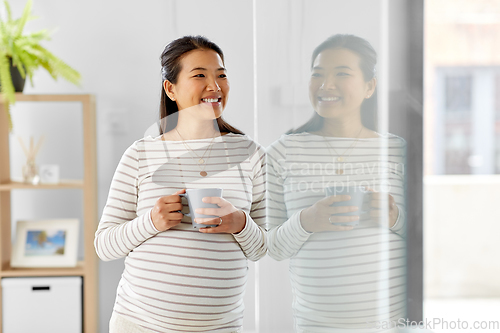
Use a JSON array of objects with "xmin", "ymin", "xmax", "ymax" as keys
[
  {"xmin": 266, "ymin": 132, "xmax": 406, "ymax": 333},
  {"xmin": 95, "ymin": 133, "xmax": 266, "ymax": 333}
]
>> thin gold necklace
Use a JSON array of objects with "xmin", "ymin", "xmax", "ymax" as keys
[
  {"xmin": 175, "ymin": 128, "xmax": 216, "ymax": 164},
  {"xmin": 322, "ymin": 127, "xmax": 364, "ymax": 175},
  {"xmin": 176, "ymin": 128, "xmax": 216, "ymax": 177}
]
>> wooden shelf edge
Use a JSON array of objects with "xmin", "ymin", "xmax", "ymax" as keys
[
  {"xmin": 0, "ymin": 179, "xmax": 84, "ymax": 191},
  {"xmin": 5, "ymin": 93, "xmax": 93, "ymax": 103},
  {"xmin": 0, "ymin": 261, "xmax": 86, "ymax": 278}
]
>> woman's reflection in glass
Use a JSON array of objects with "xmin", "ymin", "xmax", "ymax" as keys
[{"xmin": 266, "ymin": 34, "xmax": 407, "ymax": 332}]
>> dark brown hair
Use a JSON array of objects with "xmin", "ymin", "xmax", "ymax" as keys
[
  {"xmin": 159, "ymin": 35, "xmax": 243, "ymax": 135},
  {"xmin": 288, "ymin": 34, "xmax": 378, "ymax": 134}
]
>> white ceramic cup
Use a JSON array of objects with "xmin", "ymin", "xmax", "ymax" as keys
[{"xmin": 179, "ymin": 188, "xmax": 223, "ymax": 228}]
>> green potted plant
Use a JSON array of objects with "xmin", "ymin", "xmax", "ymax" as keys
[{"xmin": 0, "ymin": 0, "xmax": 81, "ymax": 130}]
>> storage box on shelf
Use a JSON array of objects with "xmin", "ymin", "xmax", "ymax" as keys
[
  {"xmin": 2, "ymin": 276, "xmax": 82, "ymax": 333},
  {"xmin": 0, "ymin": 94, "xmax": 97, "ymax": 333}
]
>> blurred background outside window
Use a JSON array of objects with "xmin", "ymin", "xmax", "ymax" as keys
[{"xmin": 424, "ymin": 0, "xmax": 500, "ymax": 331}]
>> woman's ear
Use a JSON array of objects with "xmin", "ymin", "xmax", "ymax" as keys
[
  {"xmin": 163, "ymin": 80, "xmax": 176, "ymax": 101},
  {"xmin": 365, "ymin": 77, "xmax": 377, "ymax": 98}
]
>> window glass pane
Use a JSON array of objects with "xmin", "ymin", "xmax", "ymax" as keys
[
  {"xmin": 444, "ymin": 121, "xmax": 472, "ymax": 174},
  {"xmin": 446, "ymin": 76, "xmax": 472, "ymax": 112},
  {"xmin": 425, "ymin": 0, "xmax": 500, "ymax": 325},
  {"xmin": 495, "ymin": 74, "xmax": 500, "ymax": 173},
  {"xmin": 496, "ymin": 74, "xmax": 500, "ymax": 115},
  {"xmin": 443, "ymin": 73, "xmax": 473, "ymax": 174}
]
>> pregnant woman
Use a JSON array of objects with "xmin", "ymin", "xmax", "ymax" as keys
[
  {"xmin": 95, "ymin": 35, "xmax": 266, "ymax": 333},
  {"xmin": 266, "ymin": 34, "xmax": 407, "ymax": 332}
]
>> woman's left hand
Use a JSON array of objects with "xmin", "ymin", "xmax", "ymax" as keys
[
  {"xmin": 365, "ymin": 188, "xmax": 399, "ymax": 228},
  {"xmin": 194, "ymin": 197, "xmax": 246, "ymax": 234}
]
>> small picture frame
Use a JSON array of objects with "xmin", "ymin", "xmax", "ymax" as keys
[
  {"xmin": 39, "ymin": 164, "xmax": 60, "ymax": 184},
  {"xmin": 11, "ymin": 219, "xmax": 79, "ymax": 268}
]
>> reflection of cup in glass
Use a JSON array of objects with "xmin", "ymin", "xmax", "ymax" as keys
[
  {"xmin": 179, "ymin": 188, "xmax": 223, "ymax": 228},
  {"xmin": 325, "ymin": 185, "xmax": 369, "ymax": 226}
]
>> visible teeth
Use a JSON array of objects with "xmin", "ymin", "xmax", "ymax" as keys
[
  {"xmin": 320, "ymin": 96, "xmax": 340, "ymax": 101},
  {"xmin": 202, "ymin": 98, "xmax": 219, "ymax": 103}
]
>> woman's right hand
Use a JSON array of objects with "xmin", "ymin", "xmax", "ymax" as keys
[
  {"xmin": 150, "ymin": 189, "xmax": 185, "ymax": 231},
  {"xmin": 300, "ymin": 194, "xmax": 359, "ymax": 233}
]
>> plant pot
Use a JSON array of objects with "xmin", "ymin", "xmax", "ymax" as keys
[
  {"xmin": 0, "ymin": 58, "xmax": 26, "ymax": 92},
  {"xmin": 10, "ymin": 59, "xmax": 26, "ymax": 92}
]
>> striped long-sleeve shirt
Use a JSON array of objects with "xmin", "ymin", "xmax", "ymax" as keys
[
  {"xmin": 95, "ymin": 133, "xmax": 266, "ymax": 333},
  {"xmin": 266, "ymin": 132, "xmax": 407, "ymax": 333}
]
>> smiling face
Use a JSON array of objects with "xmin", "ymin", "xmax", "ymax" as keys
[
  {"xmin": 164, "ymin": 49, "xmax": 229, "ymax": 120},
  {"xmin": 309, "ymin": 48, "xmax": 376, "ymax": 120}
]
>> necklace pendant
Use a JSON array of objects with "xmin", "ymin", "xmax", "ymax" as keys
[
  {"xmin": 198, "ymin": 158, "xmax": 205, "ymax": 164},
  {"xmin": 337, "ymin": 157, "xmax": 344, "ymax": 162},
  {"xmin": 200, "ymin": 171, "xmax": 208, "ymax": 177},
  {"xmin": 337, "ymin": 169, "xmax": 344, "ymax": 175}
]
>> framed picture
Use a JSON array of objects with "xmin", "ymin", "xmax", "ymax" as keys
[{"xmin": 11, "ymin": 219, "xmax": 79, "ymax": 268}]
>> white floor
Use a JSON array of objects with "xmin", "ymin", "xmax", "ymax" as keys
[{"xmin": 424, "ymin": 298, "xmax": 500, "ymax": 332}]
